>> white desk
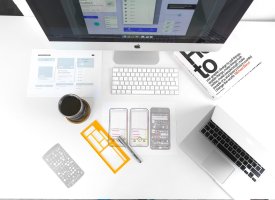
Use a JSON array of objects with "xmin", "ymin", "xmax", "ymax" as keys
[{"xmin": 0, "ymin": 16, "xmax": 275, "ymax": 199}]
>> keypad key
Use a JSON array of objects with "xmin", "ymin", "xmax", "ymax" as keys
[
  {"xmin": 251, "ymin": 168, "xmax": 261, "ymax": 178},
  {"xmin": 236, "ymin": 161, "xmax": 242, "ymax": 167},
  {"xmin": 212, "ymin": 139, "xmax": 218, "ymax": 145},
  {"xmin": 260, "ymin": 168, "xmax": 265, "ymax": 174},
  {"xmin": 209, "ymin": 122, "xmax": 215, "ymax": 129},
  {"xmin": 201, "ymin": 128, "xmax": 206, "ymax": 134}
]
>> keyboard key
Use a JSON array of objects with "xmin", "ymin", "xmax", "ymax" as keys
[
  {"xmin": 217, "ymin": 143, "xmax": 237, "ymax": 162},
  {"xmin": 132, "ymin": 90, "xmax": 155, "ymax": 95},
  {"xmin": 212, "ymin": 139, "xmax": 218, "ymax": 145},
  {"xmin": 236, "ymin": 161, "xmax": 242, "ymax": 167},
  {"xmin": 209, "ymin": 122, "xmax": 215, "ymax": 129},
  {"xmin": 260, "ymin": 168, "xmax": 265, "ymax": 174},
  {"xmin": 201, "ymin": 128, "xmax": 206, "ymax": 134}
]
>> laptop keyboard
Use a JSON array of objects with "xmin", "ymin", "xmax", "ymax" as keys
[{"xmin": 201, "ymin": 120, "xmax": 265, "ymax": 182}]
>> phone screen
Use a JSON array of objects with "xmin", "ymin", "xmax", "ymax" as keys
[
  {"xmin": 150, "ymin": 107, "xmax": 170, "ymax": 150},
  {"xmin": 109, "ymin": 108, "xmax": 128, "ymax": 145},
  {"xmin": 130, "ymin": 108, "xmax": 149, "ymax": 147}
]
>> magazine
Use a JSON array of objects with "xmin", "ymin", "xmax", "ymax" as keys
[{"xmin": 174, "ymin": 49, "xmax": 262, "ymax": 99}]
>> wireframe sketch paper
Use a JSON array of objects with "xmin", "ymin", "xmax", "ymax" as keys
[
  {"xmin": 28, "ymin": 49, "xmax": 102, "ymax": 97},
  {"xmin": 174, "ymin": 49, "xmax": 262, "ymax": 99}
]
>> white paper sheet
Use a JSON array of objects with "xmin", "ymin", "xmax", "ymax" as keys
[{"xmin": 28, "ymin": 49, "xmax": 102, "ymax": 97}]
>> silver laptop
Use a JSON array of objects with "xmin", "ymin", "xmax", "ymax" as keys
[{"xmin": 180, "ymin": 106, "xmax": 275, "ymax": 199}]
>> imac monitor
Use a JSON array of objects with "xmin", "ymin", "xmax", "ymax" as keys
[{"xmin": 27, "ymin": 0, "xmax": 253, "ymax": 64}]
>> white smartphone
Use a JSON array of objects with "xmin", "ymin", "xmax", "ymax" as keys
[
  {"xmin": 109, "ymin": 108, "xmax": 128, "ymax": 145},
  {"xmin": 130, "ymin": 108, "xmax": 149, "ymax": 147},
  {"xmin": 150, "ymin": 107, "xmax": 170, "ymax": 150}
]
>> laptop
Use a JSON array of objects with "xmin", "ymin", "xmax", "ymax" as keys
[{"xmin": 180, "ymin": 106, "xmax": 275, "ymax": 199}]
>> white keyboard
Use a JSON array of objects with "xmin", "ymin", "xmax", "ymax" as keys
[{"xmin": 111, "ymin": 67, "xmax": 179, "ymax": 95}]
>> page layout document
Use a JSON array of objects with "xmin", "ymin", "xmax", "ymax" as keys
[{"xmin": 28, "ymin": 49, "xmax": 102, "ymax": 97}]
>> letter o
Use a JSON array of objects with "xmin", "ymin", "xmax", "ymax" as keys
[{"xmin": 202, "ymin": 59, "xmax": 217, "ymax": 73}]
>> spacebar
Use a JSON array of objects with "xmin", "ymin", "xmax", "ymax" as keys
[
  {"xmin": 217, "ymin": 143, "xmax": 237, "ymax": 162},
  {"xmin": 132, "ymin": 90, "xmax": 155, "ymax": 95}
]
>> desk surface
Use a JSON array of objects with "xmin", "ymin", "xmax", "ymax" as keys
[{"xmin": 0, "ymin": 16, "xmax": 275, "ymax": 199}]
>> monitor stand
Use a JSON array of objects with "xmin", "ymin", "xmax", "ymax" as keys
[{"xmin": 113, "ymin": 51, "xmax": 160, "ymax": 65}]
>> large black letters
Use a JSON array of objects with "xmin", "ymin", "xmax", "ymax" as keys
[{"xmin": 181, "ymin": 52, "xmax": 217, "ymax": 79}]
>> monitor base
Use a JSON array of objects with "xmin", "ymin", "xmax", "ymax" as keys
[{"xmin": 113, "ymin": 51, "xmax": 159, "ymax": 65}]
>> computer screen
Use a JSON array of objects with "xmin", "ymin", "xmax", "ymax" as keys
[{"xmin": 27, "ymin": 0, "xmax": 253, "ymax": 52}]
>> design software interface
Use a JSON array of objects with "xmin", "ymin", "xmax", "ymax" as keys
[
  {"xmin": 79, "ymin": 0, "xmax": 198, "ymax": 37},
  {"xmin": 27, "ymin": 0, "xmax": 253, "ymax": 43}
]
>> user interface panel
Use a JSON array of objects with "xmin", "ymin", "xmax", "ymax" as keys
[
  {"xmin": 79, "ymin": 0, "xmax": 198, "ymax": 36},
  {"xmin": 27, "ymin": 0, "xmax": 253, "ymax": 43}
]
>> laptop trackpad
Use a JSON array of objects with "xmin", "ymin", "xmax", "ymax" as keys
[{"xmin": 202, "ymin": 150, "xmax": 235, "ymax": 184}]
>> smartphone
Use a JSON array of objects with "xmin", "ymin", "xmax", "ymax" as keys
[
  {"xmin": 130, "ymin": 108, "xmax": 149, "ymax": 147},
  {"xmin": 150, "ymin": 107, "xmax": 170, "ymax": 150},
  {"xmin": 109, "ymin": 108, "xmax": 128, "ymax": 145}
]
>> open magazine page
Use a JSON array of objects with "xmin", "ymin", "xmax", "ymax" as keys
[{"xmin": 174, "ymin": 47, "xmax": 262, "ymax": 99}]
